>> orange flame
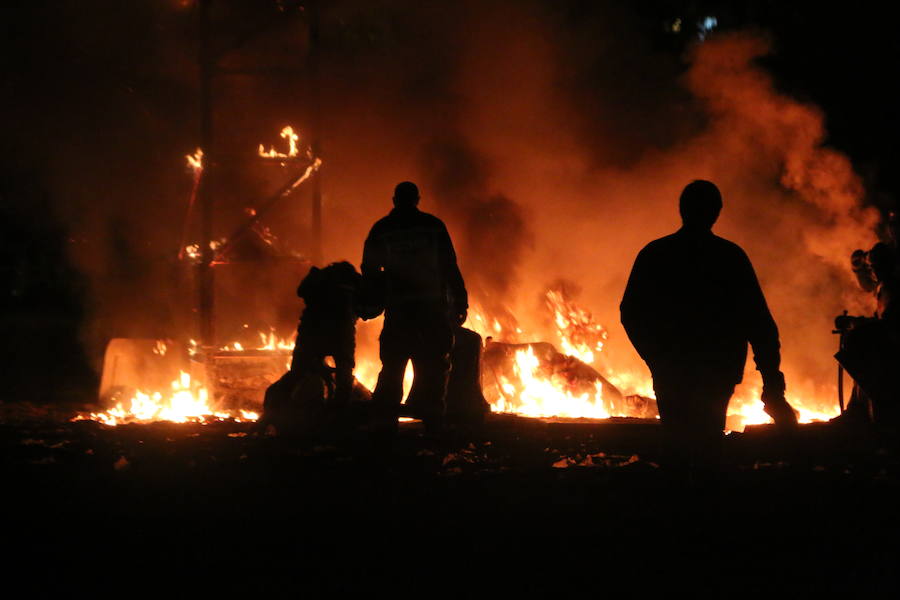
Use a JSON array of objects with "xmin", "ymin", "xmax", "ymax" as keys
[
  {"xmin": 258, "ymin": 126, "xmax": 301, "ymax": 159},
  {"xmin": 185, "ymin": 148, "xmax": 204, "ymax": 173},
  {"xmin": 493, "ymin": 345, "xmax": 610, "ymax": 419},
  {"xmin": 545, "ymin": 289, "xmax": 607, "ymax": 364},
  {"xmin": 79, "ymin": 288, "xmax": 839, "ymax": 431},
  {"xmin": 464, "ymin": 292, "xmax": 838, "ymax": 430},
  {"xmin": 75, "ymin": 371, "xmax": 259, "ymax": 426}
]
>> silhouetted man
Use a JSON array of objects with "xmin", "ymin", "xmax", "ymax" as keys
[
  {"xmin": 620, "ymin": 180, "xmax": 797, "ymax": 470},
  {"xmin": 362, "ymin": 181, "xmax": 468, "ymax": 432}
]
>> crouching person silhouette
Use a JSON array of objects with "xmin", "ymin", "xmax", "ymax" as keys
[
  {"xmin": 262, "ymin": 261, "xmax": 362, "ymax": 436},
  {"xmin": 620, "ymin": 180, "xmax": 797, "ymax": 473}
]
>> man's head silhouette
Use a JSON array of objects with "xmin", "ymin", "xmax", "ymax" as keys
[
  {"xmin": 679, "ymin": 180, "xmax": 722, "ymax": 230},
  {"xmin": 393, "ymin": 181, "xmax": 420, "ymax": 209}
]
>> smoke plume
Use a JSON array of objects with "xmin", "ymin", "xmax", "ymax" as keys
[{"xmin": 15, "ymin": 1, "xmax": 881, "ymax": 412}]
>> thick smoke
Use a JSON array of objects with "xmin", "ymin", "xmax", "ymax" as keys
[
  {"xmin": 23, "ymin": 1, "xmax": 881, "ymax": 411},
  {"xmin": 420, "ymin": 137, "xmax": 531, "ymax": 323},
  {"xmin": 321, "ymin": 3, "xmax": 879, "ymax": 409},
  {"xmin": 685, "ymin": 34, "xmax": 879, "ymax": 275}
]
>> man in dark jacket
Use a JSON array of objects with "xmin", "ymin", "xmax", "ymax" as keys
[
  {"xmin": 620, "ymin": 180, "xmax": 796, "ymax": 469},
  {"xmin": 362, "ymin": 181, "xmax": 468, "ymax": 431}
]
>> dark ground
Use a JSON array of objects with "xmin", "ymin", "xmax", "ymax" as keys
[{"xmin": 3, "ymin": 408, "xmax": 899, "ymax": 594}]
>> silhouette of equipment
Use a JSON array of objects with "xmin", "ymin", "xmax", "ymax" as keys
[{"xmin": 833, "ymin": 314, "xmax": 900, "ymax": 425}]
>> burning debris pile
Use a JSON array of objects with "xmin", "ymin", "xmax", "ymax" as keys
[
  {"xmin": 75, "ymin": 370, "xmax": 259, "ymax": 427},
  {"xmin": 74, "ymin": 279, "xmax": 841, "ymax": 431},
  {"xmin": 475, "ymin": 288, "xmax": 656, "ymax": 420},
  {"xmin": 483, "ymin": 341, "xmax": 656, "ymax": 420},
  {"xmin": 75, "ymin": 334, "xmax": 294, "ymax": 426},
  {"xmin": 72, "ymin": 94, "xmax": 847, "ymax": 433}
]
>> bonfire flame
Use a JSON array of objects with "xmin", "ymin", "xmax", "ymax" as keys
[
  {"xmin": 494, "ymin": 345, "xmax": 610, "ymax": 419},
  {"xmin": 78, "ymin": 270, "xmax": 836, "ymax": 429},
  {"xmin": 469, "ymin": 291, "xmax": 838, "ymax": 431},
  {"xmin": 79, "ymin": 295, "xmax": 840, "ymax": 431},
  {"xmin": 76, "ymin": 371, "xmax": 259, "ymax": 426},
  {"xmin": 545, "ymin": 289, "xmax": 607, "ymax": 364},
  {"xmin": 79, "ymin": 331, "xmax": 298, "ymax": 426}
]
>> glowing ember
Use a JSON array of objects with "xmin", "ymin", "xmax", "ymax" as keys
[
  {"xmin": 185, "ymin": 147, "xmax": 204, "ymax": 172},
  {"xmin": 183, "ymin": 243, "xmax": 201, "ymax": 260},
  {"xmin": 181, "ymin": 239, "xmax": 227, "ymax": 263}
]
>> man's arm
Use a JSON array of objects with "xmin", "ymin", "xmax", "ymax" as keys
[
  {"xmin": 359, "ymin": 225, "xmax": 386, "ymax": 319},
  {"xmin": 739, "ymin": 251, "xmax": 797, "ymax": 427},
  {"xmin": 740, "ymin": 252, "xmax": 781, "ymax": 376},
  {"xmin": 620, "ymin": 248, "xmax": 662, "ymax": 366},
  {"xmin": 361, "ymin": 225, "xmax": 384, "ymax": 279}
]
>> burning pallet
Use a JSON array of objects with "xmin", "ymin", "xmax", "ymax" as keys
[{"xmin": 482, "ymin": 340, "xmax": 658, "ymax": 419}]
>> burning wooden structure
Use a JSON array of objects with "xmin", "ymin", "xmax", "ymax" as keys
[{"xmin": 79, "ymin": 1, "xmax": 847, "ymax": 433}]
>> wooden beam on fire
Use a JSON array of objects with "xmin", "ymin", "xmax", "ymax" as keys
[{"xmin": 212, "ymin": 161, "xmax": 319, "ymax": 263}]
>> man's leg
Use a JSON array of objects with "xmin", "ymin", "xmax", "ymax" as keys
[
  {"xmin": 409, "ymin": 313, "xmax": 453, "ymax": 432},
  {"xmin": 653, "ymin": 375, "xmax": 733, "ymax": 474},
  {"xmin": 686, "ymin": 381, "xmax": 734, "ymax": 472},
  {"xmin": 410, "ymin": 354, "xmax": 450, "ymax": 426},
  {"xmin": 653, "ymin": 378, "xmax": 692, "ymax": 474},
  {"xmin": 372, "ymin": 317, "xmax": 411, "ymax": 427}
]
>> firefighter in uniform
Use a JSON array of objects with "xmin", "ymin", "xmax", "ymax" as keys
[{"xmin": 362, "ymin": 181, "xmax": 468, "ymax": 432}]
